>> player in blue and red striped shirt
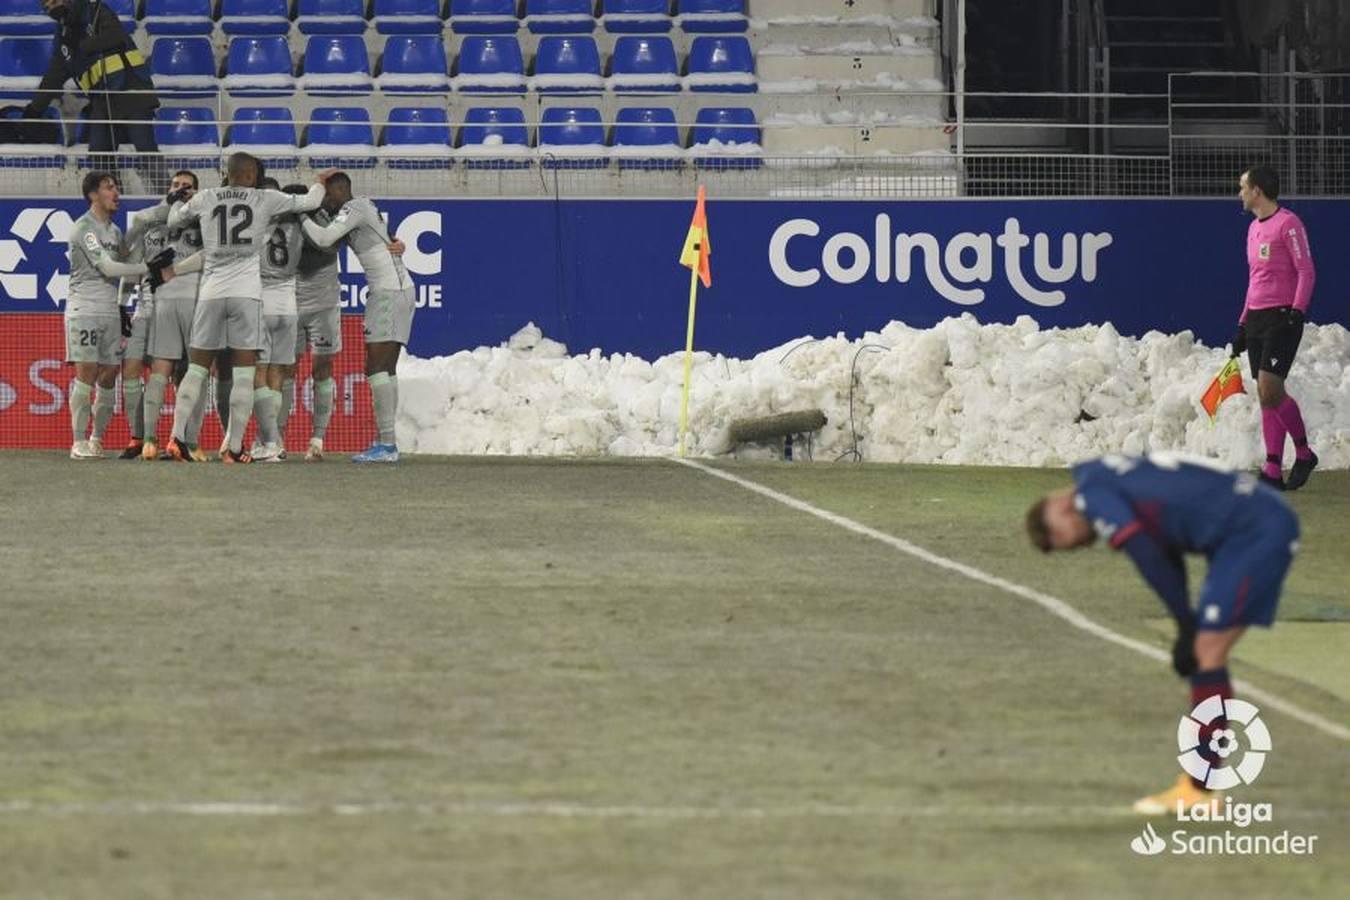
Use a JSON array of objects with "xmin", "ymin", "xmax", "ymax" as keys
[{"xmin": 1026, "ymin": 453, "xmax": 1299, "ymax": 814}]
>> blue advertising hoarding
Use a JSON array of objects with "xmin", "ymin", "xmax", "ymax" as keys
[{"xmin": 0, "ymin": 198, "xmax": 1344, "ymax": 360}]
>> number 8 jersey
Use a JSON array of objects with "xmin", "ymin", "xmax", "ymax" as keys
[{"xmin": 168, "ymin": 184, "xmax": 324, "ymax": 303}]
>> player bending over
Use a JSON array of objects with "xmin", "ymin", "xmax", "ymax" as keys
[
  {"xmin": 301, "ymin": 172, "xmax": 416, "ymax": 464},
  {"xmin": 1026, "ymin": 453, "xmax": 1298, "ymax": 814}
]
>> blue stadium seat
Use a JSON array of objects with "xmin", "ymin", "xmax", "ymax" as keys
[
  {"xmin": 532, "ymin": 35, "xmax": 602, "ymax": 94},
  {"xmin": 377, "ymin": 35, "xmax": 449, "ymax": 93},
  {"xmin": 454, "ymin": 35, "xmax": 525, "ymax": 93},
  {"xmin": 220, "ymin": 0, "xmax": 291, "ymax": 36},
  {"xmin": 459, "ymin": 106, "xmax": 530, "ymax": 168},
  {"xmin": 608, "ymin": 35, "xmax": 679, "ymax": 93},
  {"xmin": 684, "ymin": 35, "xmax": 755, "ymax": 92},
  {"xmin": 305, "ymin": 106, "xmax": 377, "ymax": 168},
  {"xmin": 0, "ymin": 105, "xmax": 63, "ymax": 167},
  {"xmin": 690, "ymin": 106, "xmax": 758, "ymax": 169},
  {"xmin": 0, "ymin": 0, "xmax": 57, "ymax": 36},
  {"xmin": 103, "ymin": 0, "xmax": 138, "ymax": 33},
  {"xmin": 678, "ymin": 0, "xmax": 746, "ymax": 33},
  {"xmin": 227, "ymin": 106, "xmax": 300, "ymax": 166},
  {"xmin": 538, "ymin": 106, "xmax": 606, "ymax": 168},
  {"xmin": 449, "ymin": 0, "xmax": 518, "ymax": 34},
  {"xmin": 143, "ymin": 0, "xmax": 215, "ymax": 37},
  {"xmin": 611, "ymin": 105, "xmax": 682, "ymax": 168},
  {"xmin": 150, "ymin": 37, "xmax": 219, "ymax": 98},
  {"xmin": 373, "ymin": 0, "xmax": 444, "ymax": 35},
  {"xmin": 155, "ymin": 106, "xmax": 220, "ymax": 149},
  {"xmin": 299, "ymin": 35, "xmax": 373, "ymax": 95},
  {"xmin": 602, "ymin": 0, "xmax": 670, "ymax": 34},
  {"xmin": 224, "ymin": 36, "xmax": 296, "ymax": 96},
  {"xmin": 381, "ymin": 105, "xmax": 454, "ymax": 169},
  {"xmin": 524, "ymin": 0, "xmax": 595, "ymax": 34},
  {"xmin": 297, "ymin": 0, "xmax": 370, "ymax": 35},
  {"xmin": 0, "ymin": 37, "xmax": 54, "ymax": 99}
]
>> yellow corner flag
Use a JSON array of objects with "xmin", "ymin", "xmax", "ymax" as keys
[
  {"xmin": 679, "ymin": 185, "xmax": 712, "ymax": 288},
  {"xmin": 1200, "ymin": 357, "xmax": 1246, "ymax": 422},
  {"xmin": 678, "ymin": 187, "xmax": 711, "ymax": 457}
]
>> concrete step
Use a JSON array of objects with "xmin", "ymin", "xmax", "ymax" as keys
[{"xmin": 762, "ymin": 122, "xmax": 948, "ymax": 156}]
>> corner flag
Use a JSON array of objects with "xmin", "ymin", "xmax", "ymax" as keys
[
  {"xmin": 1200, "ymin": 357, "xmax": 1246, "ymax": 421},
  {"xmin": 679, "ymin": 185, "xmax": 711, "ymax": 288}
]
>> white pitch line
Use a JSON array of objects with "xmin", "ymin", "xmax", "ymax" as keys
[{"xmin": 675, "ymin": 459, "xmax": 1350, "ymax": 744}]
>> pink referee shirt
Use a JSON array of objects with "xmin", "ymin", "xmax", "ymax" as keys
[{"xmin": 1243, "ymin": 207, "xmax": 1315, "ymax": 323}]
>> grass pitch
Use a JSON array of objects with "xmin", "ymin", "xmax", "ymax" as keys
[{"xmin": 0, "ymin": 454, "xmax": 1346, "ymax": 899}]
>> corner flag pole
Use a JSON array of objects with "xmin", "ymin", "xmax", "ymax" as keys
[
  {"xmin": 678, "ymin": 262, "xmax": 700, "ymax": 457},
  {"xmin": 677, "ymin": 186, "xmax": 712, "ymax": 458}
]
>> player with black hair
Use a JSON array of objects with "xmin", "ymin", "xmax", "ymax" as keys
[{"xmin": 1233, "ymin": 165, "xmax": 1318, "ymax": 490}]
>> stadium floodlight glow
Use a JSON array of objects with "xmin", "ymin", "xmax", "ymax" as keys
[{"xmin": 767, "ymin": 214, "xmax": 1114, "ymax": 308}]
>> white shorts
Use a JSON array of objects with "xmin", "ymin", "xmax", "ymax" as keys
[
  {"xmin": 259, "ymin": 314, "xmax": 298, "ymax": 366},
  {"xmin": 123, "ymin": 311, "xmax": 151, "ymax": 362},
  {"xmin": 295, "ymin": 305, "xmax": 343, "ymax": 356},
  {"xmin": 149, "ymin": 294, "xmax": 196, "ymax": 361},
  {"xmin": 191, "ymin": 296, "xmax": 262, "ymax": 352},
  {"xmin": 65, "ymin": 314, "xmax": 120, "ymax": 366},
  {"xmin": 363, "ymin": 286, "xmax": 415, "ymax": 346}
]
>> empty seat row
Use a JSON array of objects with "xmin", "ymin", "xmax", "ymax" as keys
[
  {"xmin": 151, "ymin": 34, "xmax": 753, "ymax": 95},
  {"xmin": 149, "ymin": 104, "xmax": 761, "ymax": 169},
  {"xmin": 0, "ymin": 0, "xmax": 747, "ymax": 37}
]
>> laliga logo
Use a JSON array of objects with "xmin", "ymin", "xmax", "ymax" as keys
[
  {"xmin": 768, "ymin": 215, "xmax": 1113, "ymax": 307},
  {"xmin": 1178, "ymin": 697, "xmax": 1272, "ymax": 790},
  {"xmin": 0, "ymin": 207, "xmax": 73, "ymax": 304}
]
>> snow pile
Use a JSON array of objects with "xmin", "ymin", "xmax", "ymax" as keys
[{"xmin": 395, "ymin": 317, "xmax": 1350, "ymax": 468}]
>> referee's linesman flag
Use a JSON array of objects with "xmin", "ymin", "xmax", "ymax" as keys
[{"xmin": 679, "ymin": 186, "xmax": 712, "ymax": 289}]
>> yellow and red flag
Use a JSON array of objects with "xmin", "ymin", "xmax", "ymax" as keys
[
  {"xmin": 679, "ymin": 185, "xmax": 711, "ymax": 288},
  {"xmin": 1200, "ymin": 357, "xmax": 1246, "ymax": 421}
]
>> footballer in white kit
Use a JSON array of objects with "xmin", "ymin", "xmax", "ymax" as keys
[
  {"xmin": 162, "ymin": 153, "xmax": 334, "ymax": 463},
  {"xmin": 301, "ymin": 172, "xmax": 416, "ymax": 464}
]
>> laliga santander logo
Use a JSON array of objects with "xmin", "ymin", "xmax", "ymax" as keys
[
  {"xmin": 768, "ymin": 215, "xmax": 1113, "ymax": 307},
  {"xmin": 1178, "ymin": 696, "xmax": 1272, "ymax": 790},
  {"xmin": 0, "ymin": 207, "xmax": 74, "ymax": 304}
]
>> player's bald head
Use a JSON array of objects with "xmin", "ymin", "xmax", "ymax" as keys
[{"xmin": 226, "ymin": 152, "xmax": 260, "ymax": 187}]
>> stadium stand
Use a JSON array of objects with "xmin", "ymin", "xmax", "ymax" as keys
[
  {"xmin": 373, "ymin": 0, "xmax": 444, "ymax": 36},
  {"xmin": 150, "ymin": 36, "xmax": 219, "ymax": 98},
  {"xmin": 525, "ymin": 0, "xmax": 597, "ymax": 35},
  {"xmin": 611, "ymin": 105, "xmax": 682, "ymax": 169},
  {"xmin": 299, "ymin": 34, "xmax": 374, "ymax": 96},
  {"xmin": 538, "ymin": 105, "xmax": 607, "ymax": 167},
  {"xmin": 532, "ymin": 35, "xmax": 604, "ymax": 94},
  {"xmin": 220, "ymin": 0, "xmax": 292, "ymax": 37},
  {"xmin": 602, "ymin": 0, "xmax": 672, "ymax": 35},
  {"xmin": 155, "ymin": 106, "xmax": 220, "ymax": 157},
  {"xmin": 455, "ymin": 35, "xmax": 527, "ymax": 93},
  {"xmin": 226, "ymin": 106, "xmax": 301, "ymax": 166},
  {"xmin": 689, "ymin": 104, "xmax": 760, "ymax": 169},
  {"xmin": 608, "ymin": 36, "xmax": 681, "ymax": 94},
  {"xmin": 381, "ymin": 105, "xmax": 454, "ymax": 167},
  {"xmin": 143, "ymin": 0, "xmax": 215, "ymax": 38},
  {"xmin": 684, "ymin": 35, "xmax": 755, "ymax": 93},
  {"xmin": 449, "ymin": 0, "xmax": 521, "ymax": 34},
  {"xmin": 459, "ymin": 105, "xmax": 531, "ymax": 167},
  {"xmin": 297, "ymin": 0, "xmax": 371, "ymax": 36},
  {"xmin": 0, "ymin": 0, "xmax": 49, "ymax": 37},
  {"xmin": 678, "ymin": 0, "xmax": 747, "ymax": 34},
  {"xmin": 224, "ymin": 35, "xmax": 297, "ymax": 97},
  {"xmin": 0, "ymin": 0, "xmax": 950, "ymax": 181},
  {"xmin": 0, "ymin": 103, "xmax": 62, "ymax": 167},
  {"xmin": 377, "ymin": 35, "xmax": 451, "ymax": 94},
  {"xmin": 304, "ymin": 106, "xmax": 379, "ymax": 168},
  {"xmin": 0, "ymin": 36, "xmax": 52, "ymax": 99}
]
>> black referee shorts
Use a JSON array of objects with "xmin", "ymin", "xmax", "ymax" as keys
[{"xmin": 1245, "ymin": 306, "xmax": 1303, "ymax": 380}]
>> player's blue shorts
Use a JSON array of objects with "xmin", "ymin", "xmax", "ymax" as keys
[{"xmin": 1198, "ymin": 492, "xmax": 1299, "ymax": 630}]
